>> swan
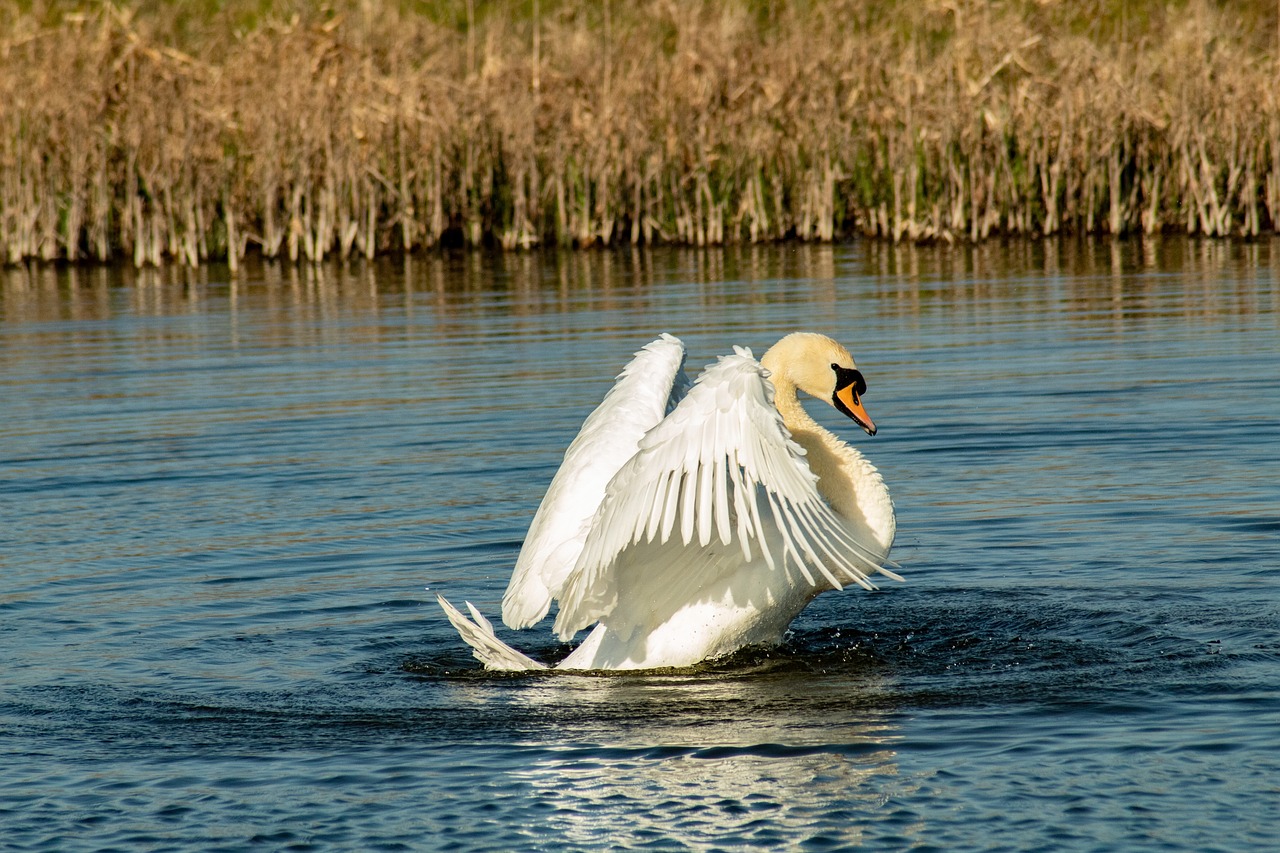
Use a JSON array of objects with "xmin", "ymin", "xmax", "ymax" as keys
[{"xmin": 437, "ymin": 332, "xmax": 900, "ymax": 671}]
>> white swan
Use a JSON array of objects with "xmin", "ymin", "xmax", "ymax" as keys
[{"xmin": 437, "ymin": 332, "xmax": 900, "ymax": 671}]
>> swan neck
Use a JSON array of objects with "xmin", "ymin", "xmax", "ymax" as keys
[
  {"xmin": 771, "ymin": 375, "xmax": 822, "ymax": 435},
  {"xmin": 769, "ymin": 364, "xmax": 896, "ymax": 557}
]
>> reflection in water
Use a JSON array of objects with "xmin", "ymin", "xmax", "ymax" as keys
[
  {"xmin": 863, "ymin": 238, "xmax": 1280, "ymax": 339},
  {"xmin": 486, "ymin": 669, "xmax": 916, "ymax": 848},
  {"xmin": 526, "ymin": 745, "xmax": 907, "ymax": 849},
  {"xmin": 4, "ymin": 238, "xmax": 1276, "ymax": 333}
]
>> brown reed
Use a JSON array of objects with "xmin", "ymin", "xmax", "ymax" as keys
[{"xmin": 1, "ymin": 0, "xmax": 1278, "ymax": 267}]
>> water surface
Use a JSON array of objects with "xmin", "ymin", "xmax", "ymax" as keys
[{"xmin": 2, "ymin": 240, "xmax": 1278, "ymax": 850}]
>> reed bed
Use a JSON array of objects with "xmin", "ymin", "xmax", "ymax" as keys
[{"xmin": 2, "ymin": 0, "xmax": 1279, "ymax": 266}]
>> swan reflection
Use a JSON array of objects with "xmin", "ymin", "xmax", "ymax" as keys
[{"xmin": 491, "ymin": 666, "xmax": 920, "ymax": 847}]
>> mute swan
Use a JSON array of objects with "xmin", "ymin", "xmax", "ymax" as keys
[{"xmin": 437, "ymin": 332, "xmax": 900, "ymax": 671}]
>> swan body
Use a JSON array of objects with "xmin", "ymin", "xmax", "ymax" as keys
[{"xmin": 438, "ymin": 332, "xmax": 899, "ymax": 671}]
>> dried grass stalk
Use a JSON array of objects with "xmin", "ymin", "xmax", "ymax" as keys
[{"xmin": 1, "ymin": 0, "xmax": 1278, "ymax": 266}]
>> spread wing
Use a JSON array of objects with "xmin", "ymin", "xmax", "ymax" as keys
[
  {"xmin": 553, "ymin": 346, "xmax": 896, "ymax": 641},
  {"xmin": 501, "ymin": 334, "xmax": 691, "ymax": 630}
]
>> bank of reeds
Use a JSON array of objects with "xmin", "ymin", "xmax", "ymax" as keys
[{"xmin": 2, "ymin": 0, "xmax": 1279, "ymax": 266}]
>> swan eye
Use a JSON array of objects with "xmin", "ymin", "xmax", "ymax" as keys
[{"xmin": 831, "ymin": 364, "xmax": 867, "ymax": 397}]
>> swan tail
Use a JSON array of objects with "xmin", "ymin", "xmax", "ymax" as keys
[{"xmin": 436, "ymin": 595, "xmax": 548, "ymax": 671}]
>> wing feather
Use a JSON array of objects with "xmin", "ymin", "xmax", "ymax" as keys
[
  {"xmin": 501, "ymin": 334, "xmax": 690, "ymax": 630},
  {"xmin": 553, "ymin": 346, "xmax": 895, "ymax": 641}
]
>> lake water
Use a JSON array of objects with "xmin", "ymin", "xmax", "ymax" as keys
[{"xmin": 2, "ymin": 239, "xmax": 1278, "ymax": 851}]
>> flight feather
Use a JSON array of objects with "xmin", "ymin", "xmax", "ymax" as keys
[{"xmin": 500, "ymin": 333, "xmax": 690, "ymax": 629}]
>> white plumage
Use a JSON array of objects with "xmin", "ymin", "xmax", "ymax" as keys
[{"xmin": 438, "ymin": 332, "xmax": 900, "ymax": 671}]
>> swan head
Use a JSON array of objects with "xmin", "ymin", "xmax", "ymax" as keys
[{"xmin": 761, "ymin": 332, "xmax": 878, "ymax": 436}]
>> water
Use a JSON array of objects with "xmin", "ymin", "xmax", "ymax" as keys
[{"xmin": 2, "ymin": 240, "xmax": 1278, "ymax": 851}]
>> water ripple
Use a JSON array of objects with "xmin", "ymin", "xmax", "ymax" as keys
[{"xmin": 2, "ymin": 242, "xmax": 1278, "ymax": 851}]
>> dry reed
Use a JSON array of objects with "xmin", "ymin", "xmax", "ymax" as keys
[{"xmin": 2, "ymin": 0, "xmax": 1279, "ymax": 267}]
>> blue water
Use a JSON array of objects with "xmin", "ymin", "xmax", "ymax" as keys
[{"xmin": 2, "ymin": 241, "xmax": 1278, "ymax": 850}]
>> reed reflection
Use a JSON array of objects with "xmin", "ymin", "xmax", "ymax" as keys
[
  {"xmin": 864, "ymin": 237, "xmax": 1280, "ymax": 338},
  {"xmin": 3, "ymin": 239, "xmax": 1274, "ymax": 331}
]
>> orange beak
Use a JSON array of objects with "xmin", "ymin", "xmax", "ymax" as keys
[{"xmin": 834, "ymin": 383, "xmax": 877, "ymax": 436}]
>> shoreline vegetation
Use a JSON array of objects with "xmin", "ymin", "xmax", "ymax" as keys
[{"xmin": 2, "ymin": 1, "xmax": 1279, "ymax": 268}]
